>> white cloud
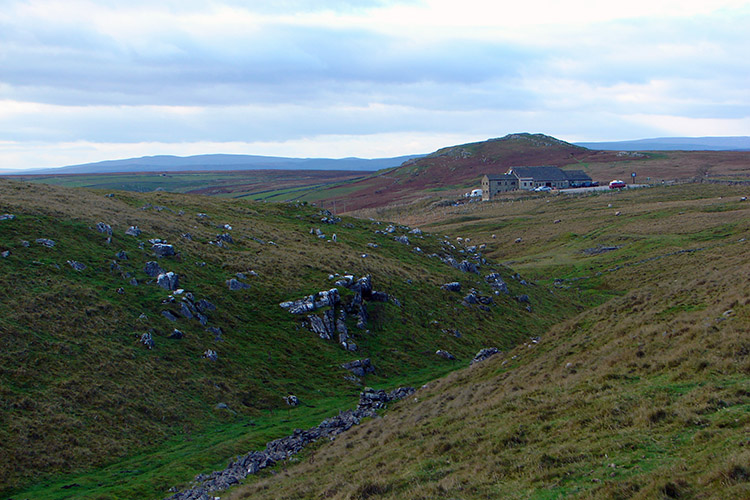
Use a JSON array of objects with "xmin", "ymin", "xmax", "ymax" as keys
[{"xmin": 0, "ymin": 0, "xmax": 748, "ymax": 169}]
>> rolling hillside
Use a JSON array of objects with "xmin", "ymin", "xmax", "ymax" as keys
[
  {"xmin": 226, "ymin": 183, "xmax": 750, "ymax": 500},
  {"xmin": 0, "ymin": 178, "xmax": 577, "ymax": 499}
]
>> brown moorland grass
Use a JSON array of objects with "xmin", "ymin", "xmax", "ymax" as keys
[{"xmin": 226, "ymin": 183, "xmax": 750, "ymax": 500}]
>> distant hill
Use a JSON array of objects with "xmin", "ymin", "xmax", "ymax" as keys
[
  {"xmin": 576, "ymin": 136, "xmax": 750, "ymax": 151},
  {"xmin": 17, "ymin": 153, "xmax": 423, "ymax": 175}
]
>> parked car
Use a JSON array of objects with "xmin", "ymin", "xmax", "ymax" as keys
[
  {"xmin": 534, "ymin": 185, "xmax": 552, "ymax": 192},
  {"xmin": 609, "ymin": 180, "xmax": 627, "ymax": 189}
]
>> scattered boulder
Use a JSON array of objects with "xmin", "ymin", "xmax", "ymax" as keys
[
  {"xmin": 485, "ymin": 273, "xmax": 509, "ymax": 294},
  {"xmin": 442, "ymin": 281, "xmax": 461, "ymax": 292},
  {"xmin": 394, "ymin": 235, "xmax": 410, "ymax": 245},
  {"xmin": 207, "ymin": 326, "xmax": 223, "ymax": 341},
  {"xmin": 1, "ymin": 250, "xmax": 10, "ymax": 258},
  {"xmin": 125, "ymin": 226, "xmax": 142, "ymax": 237},
  {"xmin": 144, "ymin": 261, "xmax": 164, "ymax": 277},
  {"xmin": 436, "ymin": 349, "xmax": 456, "ymax": 360},
  {"xmin": 140, "ymin": 332, "xmax": 154, "ymax": 349},
  {"xmin": 516, "ymin": 294, "xmax": 531, "ymax": 303},
  {"xmin": 157, "ymin": 272, "xmax": 179, "ymax": 291},
  {"xmin": 227, "ymin": 278, "xmax": 250, "ymax": 290},
  {"xmin": 341, "ymin": 358, "xmax": 375, "ymax": 377},
  {"xmin": 471, "ymin": 347, "xmax": 501, "ymax": 365},
  {"xmin": 0, "ymin": 214, "xmax": 16, "ymax": 221},
  {"xmin": 116, "ymin": 250, "xmax": 128, "ymax": 260},
  {"xmin": 284, "ymin": 394, "xmax": 299, "ymax": 407},
  {"xmin": 458, "ymin": 260, "xmax": 479, "ymax": 273},
  {"xmin": 36, "ymin": 238, "xmax": 55, "ymax": 247},
  {"xmin": 169, "ymin": 329, "xmax": 184, "ymax": 339},
  {"xmin": 96, "ymin": 222, "xmax": 112, "ymax": 236},
  {"xmin": 203, "ymin": 349, "xmax": 218, "ymax": 361},
  {"xmin": 196, "ymin": 299, "xmax": 216, "ymax": 313},
  {"xmin": 67, "ymin": 260, "xmax": 86, "ymax": 271},
  {"xmin": 152, "ymin": 243, "xmax": 175, "ymax": 257},
  {"xmin": 161, "ymin": 310, "xmax": 178, "ymax": 322}
]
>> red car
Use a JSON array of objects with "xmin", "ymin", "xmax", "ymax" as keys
[{"xmin": 609, "ymin": 180, "xmax": 627, "ymax": 189}]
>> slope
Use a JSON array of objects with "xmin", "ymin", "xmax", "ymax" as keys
[
  {"xmin": 225, "ymin": 183, "xmax": 750, "ymax": 499},
  {"xmin": 0, "ymin": 179, "xmax": 581, "ymax": 499}
]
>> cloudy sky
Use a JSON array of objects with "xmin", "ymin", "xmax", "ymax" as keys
[{"xmin": 1, "ymin": 0, "xmax": 749, "ymax": 170}]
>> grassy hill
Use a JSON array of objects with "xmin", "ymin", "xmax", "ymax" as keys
[
  {"xmin": 222, "ymin": 183, "xmax": 749, "ymax": 499},
  {"xmin": 0, "ymin": 178, "xmax": 579, "ymax": 499}
]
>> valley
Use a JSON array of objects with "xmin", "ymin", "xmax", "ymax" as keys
[{"xmin": 0, "ymin": 138, "xmax": 748, "ymax": 500}]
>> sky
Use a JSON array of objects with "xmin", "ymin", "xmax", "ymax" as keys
[{"xmin": 1, "ymin": 0, "xmax": 749, "ymax": 170}]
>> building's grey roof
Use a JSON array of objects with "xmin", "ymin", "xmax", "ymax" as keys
[
  {"xmin": 563, "ymin": 170, "xmax": 592, "ymax": 181},
  {"xmin": 507, "ymin": 166, "xmax": 568, "ymax": 181},
  {"xmin": 484, "ymin": 174, "xmax": 516, "ymax": 181}
]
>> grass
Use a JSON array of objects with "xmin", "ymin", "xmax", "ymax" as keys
[
  {"xmin": 222, "ymin": 182, "xmax": 750, "ymax": 500},
  {"xmin": 0, "ymin": 179, "xmax": 577, "ymax": 499}
]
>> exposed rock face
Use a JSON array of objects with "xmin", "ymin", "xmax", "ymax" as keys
[
  {"xmin": 203, "ymin": 349, "xmax": 218, "ymax": 361},
  {"xmin": 125, "ymin": 226, "xmax": 142, "ymax": 237},
  {"xmin": 152, "ymin": 243, "xmax": 175, "ymax": 257},
  {"xmin": 169, "ymin": 329, "xmax": 184, "ymax": 339},
  {"xmin": 158, "ymin": 272, "xmax": 179, "ymax": 291},
  {"xmin": 0, "ymin": 214, "xmax": 15, "ymax": 221},
  {"xmin": 442, "ymin": 281, "xmax": 461, "ymax": 292},
  {"xmin": 144, "ymin": 261, "xmax": 165, "ymax": 278},
  {"xmin": 279, "ymin": 289, "xmax": 340, "ymax": 314},
  {"xmin": 165, "ymin": 386, "xmax": 415, "ymax": 500},
  {"xmin": 162, "ymin": 310, "xmax": 178, "ymax": 322},
  {"xmin": 394, "ymin": 235, "xmax": 410, "ymax": 245},
  {"xmin": 471, "ymin": 347, "xmax": 501, "ymax": 365},
  {"xmin": 116, "ymin": 250, "xmax": 128, "ymax": 260}
]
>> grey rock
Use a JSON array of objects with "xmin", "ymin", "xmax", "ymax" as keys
[
  {"xmin": 116, "ymin": 250, "xmax": 128, "ymax": 260},
  {"xmin": 161, "ymin": 310, "xmax": 178, "ymax": 322},
  {"xmin": 1, "ymin": 250, "xmax": 9, "ymax": 258},
  {"xmin": 140, "ymin": 332, "xmax": 154, "ymax": 349},
  {"xmin": 96, "ymin": 222, "xmax": 113, "ymax": 235},
  {"xmin": 409, "ymin": 228, "xmax": 422, "ymax": 235},
  {"xmin": 0, "ymin": 214, "xmax": 16, "ymax": 221},
  {"xmin": 458, "ymin": 260, "xmax": 479, "ymax": 274},
  {"xmin": 436, "ymin": 349, "xmax": 456, "ymax": 360},
  {"xmin": 129, "ymin": 278, "xmax": 139, "ymax": 286},
  {"xmin": 158, "ymin": 272, "xmax": 179, "ymax": 291},
  {"xmin": 125, "ymin": 226, "xmax": 141, "ymax": 237},
  {"xmin": 471, "ymin": 347, "xmax": 501, "ymax": 365},
  {"xmin": 196, "ymin": 299, "xmax": 216, "ymax": 313},
  {"xmin": 179, "ymin": 302, "xmax": 193, "ymax": 319},
  {"xmin": 516, "ymin": 294, "xmax": 531, "ymax": 303},
  {"xmin": 463, "ymin": 293, "xmax": 479, "ymax": 304},
  {"xmin": 307, "ymin": 314, "xmax": 331, "ymax": 339},
  {"xmin": 370, "ymin": 291, "xmax": 389, "ymax": 302},
  {"xmin": 36, "ymin": 238, "xmax": 55, "ymax": 247},
  {"xmin": 394, "ymin": 235, "xmax": 410, "ymax": 245},
  {"xmin": 203, "ymin": 349, "xmax": 218, "ymax": 361},
  {"xmin": 216, "ymin": 233, "xmax": 234, "ymax": 244},
  {"xmin": 207, "ymin": 326, "xmax": 223, "ymax": 341},
  {"xmin": 280, "ymin": 288, "xmax": 340, "ymax": 314},
  {"xmin": 227, "ymin": 278, "xmax": 250, "ymax": 290},
  {"xmin": 144, "ymin": 261, "xmax": 164, "ymax": 277},
  {"xmin": 442, "ymin": 281, "xmax": 461, "ymax": 292},
  {"xmin": 341, "ymin": 358, "xmax": 375, "ymax": 377},
  {"xmin": 67, "ymin": 260, "xmax": 86, "ymax": 271},
  {"xmin": 152, "ymin": 243, "xmax": 175, "ymax": 257},
  {"xmin": 169, "ymin": 329, "xmax": 184, "ymax": 339},
  {"xmin": 21, "ymin": 240, "xmax": 29, "ymax": 247},
  {"xmin": 485, "ymin": 272, "xmax": 509, "ymax": 294}
]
